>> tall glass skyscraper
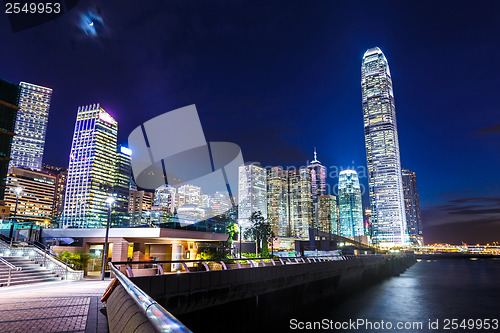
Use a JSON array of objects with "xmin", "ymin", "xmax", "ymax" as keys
[
  {"xmin": 318, "ymin": 194, "xmax": 338, "ymax": 235},
  {"xmin": 237, "ymin": 163, "xmax": 267, "ymax": 230},
  {"xmin": 62, "ymin": 104, "xmax": 118, "ymax": 228},
  {"xmin": 113, "ymin": 145, "xmax": 132, "ymax": 214},
  {"xmin": 361, "ymin": 47, "xmax": 408, "ymax": 247},
  {"xmin": 267, "ymin": 166, "xmax": 289, "ymax": 237},
  {"xmin": 307, "ymin": 148, "xmax": 326, "ymax": 229},
  {"xmin": 402, "ymin": 169, "xmax": 423, "ymax": 245},
  {"xmin": 338, "ymin": 170, "xmax": 363, "ymax": 238},
  {"xmin": 9, "ymin": 82, "xmax": 52, "ymax": 171},
  {"xmin": 288, "ymin": 168, "xmax": 313, "ymax": 239}
]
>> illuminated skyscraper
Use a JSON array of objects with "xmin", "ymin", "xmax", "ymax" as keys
[
  {"xmin": 9, "ymin": 82, "xmax": 52, "ymax": 171},
  {"xmin": 62, "ymin": 104, "xmax": 118, "ymax": 228},
  {"xmin": 307, "ymin": 148, "xmax": 326, "ymax": 228},
  {"xmin": 0, "ymin": 79, "xmax": 19, "ymax": 202},
  {"xmin": 402, "ymin": 169, "xmax": 423, "ymax": 245},
  {"xmin": 113, "ymin": 146, "xmax": 132, "ymax": 214},
  {"xmin": 42, "ymin": 165, "xmax": 67, "ymax": 217},
  {"xmin": 5, "ymin": 167, "xmax": 55, "ymax": 223},
  {"xmin": 338, "ymin": 170, "xmax": 363, "ymax": 238},
  {"xmin": 361, "ymin": 47, "xmax": 408, "ymax": 246},
  {"xmin": 288, "ymin": 168, "xmax": 312, "ymax": 239},
  {"xmin": 318, "ymin": 195, "xmax": 338, "ymax": 235},
  {"xmin": 238, "ymin": 163, "xmax": 267, "ymax": 229},
  {"xmin": 267, "ymin": 166, "xmax": 289, "ymax": 237}
]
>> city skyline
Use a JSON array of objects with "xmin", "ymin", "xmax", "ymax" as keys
[{"xmin": 1, "ymin": 1, "xmax": 499, "ymax": 243}]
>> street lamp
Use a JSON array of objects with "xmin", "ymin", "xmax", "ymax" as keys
[
  {"xmin": 239, "ymin": 222, "xmax": 243, "ymax": 259},
  {"xmin": 12, "ymin": 187, "xmax": 23, "ymax": 220},
  {"xmin": 101, "ymin": 196, "xmax": 115, "ymax": 280}
]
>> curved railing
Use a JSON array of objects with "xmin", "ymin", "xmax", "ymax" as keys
[
  {"xmin": 109, "ymin": 262, "xmax": 192, "ymax": 333},
  {"xmin": 111, "ymin": 254, "xmax": 356, "ymax": 275}
]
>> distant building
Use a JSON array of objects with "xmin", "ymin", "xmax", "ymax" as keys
[
  {"xmin": 364, "ymin": 208, "xmax": 373, "ymax": 238},
  {"xmin": 128, "ymin": 190, "xmax": 153, "ymax": 214},
  {"xmin": 153, "ymin": 185, "xmax": 176, "ymax": 213},
  {"xmin": 362, "ymin": 47, "xmax": 408, "ymax": 246},
  {"xmin": 5, "ymin": 167, "xmax": 55, "ymax": 224},
  {"xmin": 288, "ymin": 168, "xmax": 313, "ymax": 239},
  {"xmin": 210, "ymin": 191, "xmax": 232, "ymax": 217},
  {"xmin": 402, "ymin": 169, "xmax": 423, "ymax": 245},
  {"xmin": 42, "ymin": 165, "xmax": 67, "ymax": 217},
  {"xmin": 62, "ymin": 104, "xmax": 118, "ymax": 228},
  {"xmin": 318, "ymin": 195, "xmax": 338, "ymax": 235},
  {"xmin": 267, "ymin": 167, "xmax": 289, "ymax": 237},
  {"xmin": 238, "ymin": 163, "xmax": 267, "ymax": 229},
  {"xmin": 0, "ymin": 79, "xmax": 19, "ymax": 203},
  {"xmin": 307, "ymin": 148, "xmax": 326, "ymax": 229},
  {"xmin": 177, "ymin": 184, "xmax": 201, "ymax": 206},
  {"xmin": 338, "ymin": 170, "xmax": 363, "ymax": 239},
  {"xmin": 9, "ymin": 82, "xmax": 52, "ymax": 171},
  {"xmin": 113, "ymin": 146, "xmax": 132, "ymax": 214}
]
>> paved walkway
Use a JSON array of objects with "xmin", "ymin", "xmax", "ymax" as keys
[{"xmin": 0, "ymin": 279, "xmax": 111, "ymax": 333}]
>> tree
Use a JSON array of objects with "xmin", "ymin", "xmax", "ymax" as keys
[{"xmin": 244, "ymin": 211, "xmax": 272, "ymax": 255}]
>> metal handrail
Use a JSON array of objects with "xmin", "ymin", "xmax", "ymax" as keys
[
  {"xmin": 109, "ymin": 262, "xmax": 192, "ymax": 333},
  {"xmin": 111, "ymin": 254, "xmax": 358, "ymax": 274},
  {"xmin": 0, "ymin": 257, "xmax": 22, "ymax": 287}
]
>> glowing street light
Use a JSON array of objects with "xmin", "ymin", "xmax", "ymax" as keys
[
  {"xmin": 101, "ymin": 196, "xmax": 115, "ymax": 280},
  {"xmin": 13, "ymin": 187, "xmax": 23, "ymax": 220}
]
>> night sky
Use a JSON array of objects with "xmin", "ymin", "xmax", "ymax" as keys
[{"xmin": 1, "ymin": 1, "xmax": 499, "ymax": 244}]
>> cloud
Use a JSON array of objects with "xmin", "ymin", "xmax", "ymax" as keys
[
  {"xmin": 424, "ymin": 216, "xmax": 500, "ymax": 244},
  {"xmin": 477, "ymin": 123, "xmax": 500, "ymax": 134}
]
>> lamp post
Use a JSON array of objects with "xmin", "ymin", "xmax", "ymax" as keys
[
  {"xmin": 12, "ymin": 187, "xmax": 22, "ymax": 220},
  {"xmin": 101, "ymin": 196, "xmax": 115, "ymax": 280},
  {"xmin": 239, "ymin": 223, "xmax": 243, "ymax": 259}
]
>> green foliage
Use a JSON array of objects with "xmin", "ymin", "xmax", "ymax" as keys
[
  {"xmin": 57, "ymin": 251, "xmax": 89, "ymax": 270},
  {"xmin": 244, "ymin": 211, "xmax": 273, "ymax": 255},
  {"xmin": 226, "ymin": 221, "xmax": 238, "ymax": 244}
]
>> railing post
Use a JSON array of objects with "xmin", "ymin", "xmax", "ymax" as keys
[{"xmin": 8, "ymin": 267, "xmax": 11, "ymax": 287}]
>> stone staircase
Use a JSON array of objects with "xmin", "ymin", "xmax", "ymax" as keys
[{"xmin": 0, "ymin": 256, "xmax": 61, "ymax": 287}]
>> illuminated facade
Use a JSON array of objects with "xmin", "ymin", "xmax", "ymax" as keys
[
  {"xmin": 307, "ymin": 149, "xmax": 326, "ymax": 229},
  {"xmin": 62, "ymin": 104, "xmax": 118, "ymax": 228},
  {"xmin": 288, "ymin": 168, "xmax": 313, "ymax": 239},
  {"xmin": 338, "ymin": 170, "xmax": 363, "ymax": 238},
  {"xmin": 0, "ymin": 79, "xmax": 19, "ymax": 202},
  {"xmin": 318, "ymin": 195, "xmax": 338, "ymax": 234},
  {"xmin": 402, "ymin": 169, "xmax": 423, "ymax": 245},
  {"xmin": 5, "ymin": 167, "xmax": 55, "ymax": 223},
  {"xmin": 154, "ymin": 185, "xmax": 177, "ymax": 212},
  {"xmin": 42, "ymin": 165, "xmax": 67, "ymax": 217},
  {"xmin": 113, "ymin": 146, "xmax": 132, "ymax": 214},
  {"xmin": 238, "ymin": 163, "xmax": 267, "ymax": 230},
  {"xmin": 128, "ymin": 190, "xmax": 153, "ymax": 214},
  {"xmin": 9, "ymin": 82, "xmax": 52, "ymax": 171},
  {"xmin": 361, "ymin": 47, "xmax": 408, "ymax": 246},
  {"xmin": 267, "ymin": 167, "xmax": 289, "ymax": 237}
]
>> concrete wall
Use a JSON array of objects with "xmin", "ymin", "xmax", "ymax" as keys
[{"xmin": 131, "ymin": 254, "xmax": 415, "ymax": 319}]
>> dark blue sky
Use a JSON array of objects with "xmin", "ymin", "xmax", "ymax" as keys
[{"xmin": 1, "ymin": 0, "xmax": 499, "ymax": 244}]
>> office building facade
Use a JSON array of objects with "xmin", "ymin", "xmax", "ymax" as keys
[
  {"xmin": 62, "ymin": 104, "xmax": 118, "ymax": 228},
  {"xmin": 0, "ymin": 79, "xmax": 19, "ymax": 202},
  {"xmin": 307, "ymin": 149, "xmax": 326, "ymax": 229},
  {"xmin": 402, "ymin": 169, "xmax": 423, "ymax": 245},
  {"xmin": 317, "ymin": 194, "xmax": 338, "ymax": 235},
  {"xmin": 238, "ymin": 163, "xmax": 267, "ymax": 230},
  {"xmin": 42, "ymin": 165, "xmax": 67, "ymax": 217},
  {"xmin": 9, "ymin": 82, "xmax": 52, "ymax": 171},
  {"xmin": 338, "ymin": 170, "xmax": 363, "ymax": 238},
  {"xmin": 288, "ymin": 168, "xmax": 313, "ymax": 239},
  {"xmin": 113, "ymin": 146, "xmax": 132, "ymax": 214},
  {"xmin": 361, "ymin": 47, "xmax": 408, "ymax": 246},
  {"xmin": 267, "ymin": 166, "xmax": 289, "ymax": 237},
  {"xmin": 5, "ymin": 167, "xmax": 55, "ymax": 223}
]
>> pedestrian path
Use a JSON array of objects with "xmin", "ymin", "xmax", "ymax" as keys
[{"xmin": 0, "ymin": 279, "xmax": 110, "ymax": 333}]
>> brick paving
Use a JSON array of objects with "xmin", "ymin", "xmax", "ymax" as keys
[{"xmin": 0, "ymin": 280, "xmax": 110, "ymax": 333}]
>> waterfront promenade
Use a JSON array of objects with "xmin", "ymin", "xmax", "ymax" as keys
[{"xmin": 0, "ymin": 279, "xmax": 110, "ymax": 333}]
